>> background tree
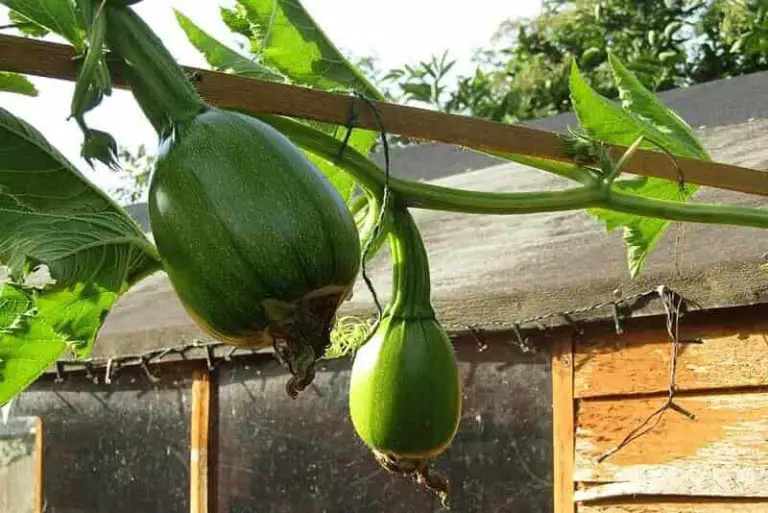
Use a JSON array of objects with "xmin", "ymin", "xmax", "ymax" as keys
[
  {"xmin": 376, "ymin": 0, "xmax": 768, "ymax": 123},
  {"xmin": 109, "ymin": 144, "xmax": 154, "ymax": 205}
]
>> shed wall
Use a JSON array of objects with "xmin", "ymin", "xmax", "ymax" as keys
[
  {"xmin": 6, "ymin": 339, "xmax": 554, "ymax": 513},
  {"xmin": 213, "ymin": 356, "xmax": 553, "ymax": 512},
  {"xmin": 567, "ymin": 304, "xmax": 768, "ymax": 512},
  {"xmin": 12, "ymin": 367, "xmax": 194, "ymax": 513}
]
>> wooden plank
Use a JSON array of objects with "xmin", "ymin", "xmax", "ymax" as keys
[
  {"xmin": 190, "ymin": 369, "xmax": 211, "ymax": 513},
  {"xmin": 1, "ymin": 33, "xmax": 768, "ymax": 198},
  {"xmin": 553, "ymin": 336, "xmax": 576, "ymax": 513},
  {"xmin": 574, "ymin": 391, "xmax": 768, "ymax": 501},
  {"xmin": 574, "ymin": 321, "xmax": 768, "ymax": 398},
  {"xmin": 0, "ymin": 417, "xmax": 41, "ymax": 513},
  {"xmin": 34, "ymin": 417, "xmax": 42, "ymax": 513},
  {"xmin": 579, "ymin": 498, "xmax": 768, "ymax": 512}
]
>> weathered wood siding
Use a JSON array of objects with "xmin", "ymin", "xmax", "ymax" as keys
[
  {"xmin": 575, "ymin": 393, "xmax": 768, "ymax": 499},
  {"xmin": 571, "ymin": 307, "xmax": 768, "ymax": 512},
  {"xmin": 579, "ymin": 499, "xmax": 768, "ymax": 512},
  {"xmin": 574, "ymin": 318, "xmax": 768, "ymax": 398}
]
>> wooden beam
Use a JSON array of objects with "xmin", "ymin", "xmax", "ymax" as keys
[
  {"xmin": 1, "ymin": 34, "xmax": 768, "ymax": 197},
  {"xmin": 552, "ymin": 336, "xmax": 576, "ymax": 513},
  {"xmin": 190, "ymin": 369, "xmax": 212, "ymax": 513}
]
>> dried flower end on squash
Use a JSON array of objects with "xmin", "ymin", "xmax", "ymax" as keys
[{"xmin": 148, "ymin": 107, "xmax": 360, "ymax": 397}]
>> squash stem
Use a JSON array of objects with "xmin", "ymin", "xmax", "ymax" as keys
[
  {"xmin": 260, "ymin": 115, "xmax": 768, "ymax": 230},
  {"xmin": 260, "ymin": 114, "xmax": 603, "ymax": 215},
  {"xmin": 387, "ymin": 204, "xmax": 435, "ymax": 319},
  {"xmin": 607, "ymin": 190, "xmax": 768, "ymax": 229},
  {"xmin": 104, "ymin": 5, "xmax": 207, "ymax": 138}
]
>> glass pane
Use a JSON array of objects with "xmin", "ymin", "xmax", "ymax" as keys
[
  {"xmin": 216, "ymin": 354, "xmax": 552, "ymax": 512},
  {"xmin": 12, "ymin": 366, "xmax": 193, "ymax": 513}
]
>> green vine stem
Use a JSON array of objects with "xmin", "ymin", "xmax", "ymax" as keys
[
  {"xmin": 103, "ymin": 5, "xmax": 207, "ymax": 137},
  {"xmin": 608, "ymin": 191, "xmax": 768, "ymax": 228},
  {"xmin": 259, "ymin": 114, "xmax": 768, "ymax": 229},
  {"xmin": 387, "ymin": 201, "xmax": 435, "ymax": 319},
  {"xmin": 485, "ymin": 150, "xmax": 598, "ymax": 185}
]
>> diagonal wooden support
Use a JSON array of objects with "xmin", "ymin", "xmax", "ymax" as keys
[{"xmin": 1, "ymin": 33, "xmax": 768, "ymax": 197}]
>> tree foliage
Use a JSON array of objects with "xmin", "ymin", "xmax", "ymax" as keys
[
  {"xmin": 375, "ymin": 0, "xmax": 768, "ymax": 123},
  {"xmin": 110, "ymin": 144, "xmax": 154, "ymax": 205}
]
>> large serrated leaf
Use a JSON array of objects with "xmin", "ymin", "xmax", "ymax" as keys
[
  {"xmin": 224, "ymin": 0, "xmax": 380, "ymax": 156},
  {"xmin": 0, "ymin": 284, "xmax": 68, "ymax": 406},
  {"xmin": 174, "ymin": 9, "xmax": 285, "ymax": 82},
  {"xmin": 0, "ymin": 261, "xmax": 122, "ymax": 406},
  {"xmin": 570, "ymin": 61, "xmax": 702, "ymax": 159},
  {"xmin": 7, "ymin": 9, "xmax": 49, "ymax": 37},
  {"xmin": 36, "ymin": 249, "xmax": 128, "ymax": 358},
  {"xmin": 0, "ymin": 107, "xmax": 162, "ymax": 404},
  {"xmin": 0, "ymin": 0, "xmax": 85, "ymax": 49},
  {"xmin": 607, "ymin": 52, "xmax": 709, "ymax": 160},
  {"xmin": 234, "ymin": 0, "xmax": 380, "ymax": 98},
  {"xmin": 0, "ymin": 72, "xmax": 38, "ymax": 96},
  {"xmin": 569, "ymin": 60, "xmax": 706, "ymax": 277},
  {"xmin": 0, "ymin": 106, "xmax": 159, "ymax": 284}
]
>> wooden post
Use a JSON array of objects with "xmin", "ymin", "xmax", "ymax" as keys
[
  {"xmin": 552, "ymin": 336, "xmax": 575, "ymax": 513},
  {"xmin": 191, "ymin": 369, "xmax": 212, "ymax": 513},
  {"xmin": 34, "ymin": 417, "xmax": 43, "ymax": 513}
]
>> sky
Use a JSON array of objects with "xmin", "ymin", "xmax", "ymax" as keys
[{"xmin": 0, "ymin": 0, "xmax": 541, "ymax": 194}]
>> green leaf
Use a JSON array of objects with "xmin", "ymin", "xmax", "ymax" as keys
[
  {"xmin": 569, "ymin": 59, "xmax": 707, "ymax": 277},
  {"xmin": 570, "ymin": 61, "xmax": 702, "ymax": 158},
  {"xmin": 0, "ymin": 284, "xmax": 68, "ymax": 406},
  {"xmin": 0, "ymin": 256, "xmax": 125, "ymax": 405},
  {"xmin": 607, "ymin": 51, "xmax": 709, "ymax": 160},
  {"xmin": 0, "ymin": 106, "xmax": 159, "ymax": 284},
  {"xmin": 173, "ymin": 9, "xmax": 285, "ymax": 82},
  {"xmin": 400, "ymin": 82, "xmax": 433, "ymax": 102},
  {"xmin": 0, "ymin": 72, "xmax": 38, "ymax": 96},
  {"xmin": 0, "ymin": 107, "xmax": 162, "ymax": 403},
  {"xmin": 224, "ymin": 0, "xmax": 383, "ymax": 158},
  {"xmin": 8, "ymin": 9, "xmax": 50, "ymax": 37},
  {"xmin": 36, "ymin": 252, "xmax": 126, "ymax": 358},
  {"xmin": 231, "ymin": 0, "xmax": 381, "ymax": 99},
  {"xmin": 0, "ymin": 0, "xmax": 85, "ymax": 49}
]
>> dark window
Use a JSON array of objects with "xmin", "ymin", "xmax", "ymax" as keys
[
  {"xmin": 215, "ymin": 354, "xmax": 552, "ymax": 513},
  {"xmin": 13, "ymin": 366, "xmax": 192, "ymax": 513}
]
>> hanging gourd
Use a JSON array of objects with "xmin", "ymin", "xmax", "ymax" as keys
[
  {"xmin": 103, "ymin": 6, "xmax": 361, "ymax": 397},
  {"xmin": 349, "ymin": 202, "xmax": 462, "ymax": 507}
]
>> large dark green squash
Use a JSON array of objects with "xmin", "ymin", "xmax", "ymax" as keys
[{"xmin": 148, "ymin": 107, "xmax": 360, "ymax": 396}]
